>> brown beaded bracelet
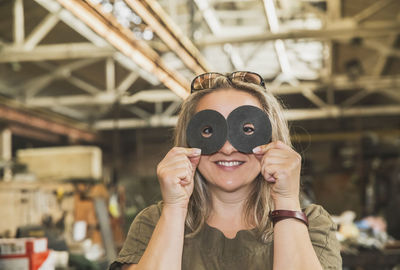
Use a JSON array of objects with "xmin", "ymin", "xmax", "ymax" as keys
[{"xmin": 269, "ymin": 210, "xmax": 309, "ymax": 227}]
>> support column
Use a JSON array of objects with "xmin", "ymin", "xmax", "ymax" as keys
[
  {"xmin": 13, "ymin": 0, "xmax": 25, "ymax": 46},
  {"xmin": 0, "ymin": 129, "xmax": 12, "ymax": 181},
  {"xmin": 106, "ymin": 57, "xmax": 115, "ymax": 93},
  {"xmin": 325, "ymin": 0, "xmax": 341, "ymax": 105}
]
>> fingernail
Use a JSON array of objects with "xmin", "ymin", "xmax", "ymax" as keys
[
  {"xmin": 252, "ymin": 146, "xmax": 261, "ymax": 154},
  {"xmin": 193, "ymin": 148, "xmax": 202, "ymax": 155},
  {"xmin": 266, "ymin": 177, "xmax": 276, "ymax": 183}
]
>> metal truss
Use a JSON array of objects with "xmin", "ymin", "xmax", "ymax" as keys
[
  {"xmin": 0, "ymin": 0, "xmax": 399, "ymax": 130},
  {"xmin": 1, "ymin": 0, "xmax": 174, "ymax": 120}
]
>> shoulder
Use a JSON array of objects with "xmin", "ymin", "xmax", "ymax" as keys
[
  {"xmin": 142, "ymin": 200, "xmax": 163, "ymax": 214},
  {"xmin": 303, "ymin": 204, "xmax": 342, "ymax": 269},
  {"xmin": 304, "ymin": 203, "xmax": 331, "ymax": 217},
  {"xmin": 134, "ymin": 201, "xmax": 163, "ymax": 224},
  {"xmin": 304, "ymin": 204, "xmax": 337, "ymax": 230},
  {"xmin": 115, "ymin": 201, "xmax": 164, "ymax": 264}
]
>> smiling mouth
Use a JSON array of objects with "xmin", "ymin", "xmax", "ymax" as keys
[{"xmin": 215, "ymin": 161, "xmax": 244, "ymax": 167}]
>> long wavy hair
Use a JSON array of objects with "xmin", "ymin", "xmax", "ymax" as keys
[{"xmin": 173, "ymin": 76, "xmax": 291, "ymax": 242}]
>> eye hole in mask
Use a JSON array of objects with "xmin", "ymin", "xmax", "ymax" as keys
[
  {"xmin": 201, "ymin": 126, "xmax": 213, "ymax": 138},
  {"xmin": 186, "ymin": 105, "xmax": 272, "ymax": 154},
  {"xmin": 242, "ymin": 123, "xmax": 255, "ymax": 136}
]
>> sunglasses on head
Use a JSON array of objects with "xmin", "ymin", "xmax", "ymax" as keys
[{"xmin": 190, "ymin": 71, "xmax": 266, "ymax": 93}]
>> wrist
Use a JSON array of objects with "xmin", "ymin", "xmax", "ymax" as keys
[
  {"xmin": 273, "ymin": 197, "xmax": 301, "ymax": 211},
  {"xmin": 162, "ymin": 204, "xmax": 188, "ymax": 218}
]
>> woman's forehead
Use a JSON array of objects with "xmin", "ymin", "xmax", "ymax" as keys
[{"xmin": 195, "ymin": 88, "xmax": 261, "ymax": 118}]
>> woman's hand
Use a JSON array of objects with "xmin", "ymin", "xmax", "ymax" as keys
[
  {"xmin": 156, "ymin": 147, "xmax": 201, "ymax": 209},
  {"xmin": 253, "ymin": 141, "xmax": 302, "ymax": 210}
]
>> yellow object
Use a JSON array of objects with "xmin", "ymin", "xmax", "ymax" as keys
[{"xmin": 109, "ymin": 194, "xmax": 120, "ymax": 218}]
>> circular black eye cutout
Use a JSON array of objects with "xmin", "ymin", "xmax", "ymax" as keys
[
  {"xmin": 201, "ymin": 126, "xmax": 213, "ymax": 138},
  {"xmin": 227, "ymin": 105, "xmax": 272, "ymax": 153},
  {"xmin": 186, "ymin": 110, "xmax": 228, "ymax": 155}
]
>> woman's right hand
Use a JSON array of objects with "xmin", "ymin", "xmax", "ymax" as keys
[{"xmin": 156, "ymin": 147, "xmax": 201, "ymax": 209}]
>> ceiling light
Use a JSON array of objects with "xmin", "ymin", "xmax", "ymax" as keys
[
  {"xmin": 142, "ymin": 28, "xmax": 153, "ymax": 41},
  {"xmin": 102, "ymin": 2, "xmax": 113, "ymax": 13}
]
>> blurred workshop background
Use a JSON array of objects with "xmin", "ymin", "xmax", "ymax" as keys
[{"xmin": 0, "ymin": 0, "xmax": 399, "ymax": 269}]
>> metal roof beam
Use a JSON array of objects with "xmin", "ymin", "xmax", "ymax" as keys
[
  {"xmin": 193, "ymin": 0, "xmax": 245, "ymax": 70},
  {"xmin": 94, "ymin": 115, "xmax": 179, "ymax": 129},
  {"xmin": 17, "ymin": 58, "xmax": 102, "ymax": 98},
  {"xmin": 94, "ymin": 105, "xmax": 400, "ymax": 129},
  {"xmin": 113, "ymin": 52, "xmax": 158, "ymax": 86},
  {"xmin": 325, "ymin": 0, "xmax": 341, "ymax": 105},
  {"xmin": 23, "ymin": 12, "xmax": 60, "ymax": 50},
  {"xmin": 262, "ymin": 0, "xmax": 297, "ymax": 85},
  {"xmin": 25, "ymin": 90, "xmax": 180, "ymax": 107},
  {"xmin": 49, "ymin": 105, "xmax": 88, "ymax": 120},
  {"xmin": 196, "ymin": 20, "xmax": 400, "ymax": 46},
  {"xmin": 265, "ymin": 75, "xmax": 400, "ymax": 95},
  {"xmin": 54, "ymin": 0, "xmax": 189, "ymax": 98},
  {"xmin": 13, "ymin": 0, "xmax": 25, "ymax": 46},
  {"xmin": 116, "ymin": 71, "xmax": 140, "ymax": 96},
  {"xmin": 34, "ymin": 0, "xmax": 159, "ymax": 87},
  {"xmin": 162, "ymin": 101, "xmax": 181, "ymax": 116},
  {"xmin": 106, "ymin": 57, "xmax": 115, "ymax": 93},
  {"xmin": 0, "ymin": 43, "xmax": 115, "ymax": 62},
  {"xmin": 364, "ymin": 39, "xmax": 400, "ymax": 58},
  {"xmin": 370, "ymin": 35, "xmax": 399, "ymax": 76},
  {"xmin": 125, "ymin": 0, "xmax": 210, "ymax": 74},
  {"xmin": 23, "ymin": 75, "xmax": 400, "ymax": 107},
  {"xmin": 352, "ymin": 0, "xmax": 396, "ymax": 23},
  {"xmin": 284, "ymin": 105, "xmax": 400, "ymax": 121},
  {"xmin": 126, "ymin": 106, "xmax": 151, "ymax": 120},
  {"xmin": 0, "ymin": 99, "xmax": 96, "ymax": 141}
]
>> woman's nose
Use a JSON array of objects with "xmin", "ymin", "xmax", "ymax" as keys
[{"xmin": 219, "ymin": 140, "xmax": 237, "ymax": 155}]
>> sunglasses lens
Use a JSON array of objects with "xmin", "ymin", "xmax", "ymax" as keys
[
  {"xmin": 231, "ymin": 72, "xmax": 263, "ymax": 86},
  {"xmin": 191, "ymin": 73, "xmax": 221, "ymax": 92}
]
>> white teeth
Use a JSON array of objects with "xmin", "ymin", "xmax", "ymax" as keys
[{"xmin": 216, "ymin": 161, "xmax": 242, "ymax": 167}]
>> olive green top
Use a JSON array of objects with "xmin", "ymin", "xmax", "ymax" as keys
[{"xmin": 111, "ymin": 202, "xmax": 342, "ymax": 270}]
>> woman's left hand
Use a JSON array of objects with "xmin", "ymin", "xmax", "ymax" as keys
[{"xmin": 252, "ymin": 140, "xmax": 302, "ymax": 210}]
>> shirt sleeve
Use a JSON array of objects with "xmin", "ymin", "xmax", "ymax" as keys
[
  {"xmin": 305, "ymin": 204, "xmax": 342, "ymax": 270},
  {"xmin": 110, "ymin": 202, "xmax": 162, "ymax": 268}
]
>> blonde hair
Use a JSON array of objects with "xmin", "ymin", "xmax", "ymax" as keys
[{"xmin": 174, "ymin": 76, "xmax": 291, "ymax": 242}]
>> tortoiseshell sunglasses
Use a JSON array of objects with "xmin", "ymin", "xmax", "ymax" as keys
[{"xmin": 190, "ymin": 71, "xmax": 266, "ymax": 93}]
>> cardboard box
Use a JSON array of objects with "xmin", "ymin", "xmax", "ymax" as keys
[
  {"xmin": 17, "ymin": 146, "xmax": 102, "ymax": 181},
  {"xmin": 0, "ymin": 238, "xmax": 53, "ymax": 270}
]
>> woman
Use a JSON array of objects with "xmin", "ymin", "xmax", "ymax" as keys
[{"xmin": 111, "ymin": 72, "xmax": 342, "ymax": 270}]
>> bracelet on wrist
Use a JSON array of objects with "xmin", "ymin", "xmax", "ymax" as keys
[{"xmin": 269, "ymin": 209, "xmax": 309, "ymax": 227}]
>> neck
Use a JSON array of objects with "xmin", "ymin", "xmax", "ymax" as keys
[{"xmin": 207, "ymin": 183, "xmax": 254, "ymax": 228}]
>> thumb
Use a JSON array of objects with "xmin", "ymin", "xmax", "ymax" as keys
[
  {"xmin": 252, "ymin": 145, "xmax": 266, "ymax": 161},
  {"xmin": 188, "ymin": 148, "xmax": 201, "ymax": 172},
  {"xmin": 189, "ymin": 154, "xmax": 201, "ymax": 169},
  {"xmin": 252, "ymin": 142, "xmax": 275, "ymax": 161},
  {"xmin": 188, "ymin": 156, "xmax": 200, "ymax": 179}
]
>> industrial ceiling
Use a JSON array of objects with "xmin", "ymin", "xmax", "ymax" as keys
[{"xmin": 0, "ymin": 0, "xmax": 399, "ymax": 143}]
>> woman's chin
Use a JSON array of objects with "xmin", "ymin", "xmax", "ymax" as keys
[{"xmin": 210, "ymin": 179, "xmax": 252, "ymax": 193}]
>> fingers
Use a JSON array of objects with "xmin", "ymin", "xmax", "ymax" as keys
[
  {"xmin": 180, "ymin": 147, "xmax": 202, "ymax": 171},
  {"xmin": 260, "ymin": 153, "xmax": 290, "ymax": 183},
  {"xmin": 170, "ymin": 147, "xmax": 201, "ymax": 157},
  {"xmin": 161, "ymin": 146, "xmax": 200, "ymax": 166},
  {"xmin": 252, "ymin": 141, "xmax": 301, "ymax": 184},
  {"xmin": 175, "ymin": 167, "xmax": 193, "ymax": 186},
  {"xmin": 157, "ymin": 147, "xmax": 201, "ymax": 184},
  {"xmin": 261, "ymin": 164, "xmax": 279, "ymax": 183},
  {"xmin": 252, "ymin": 140, "xmax": 291, "ymax": 155}
]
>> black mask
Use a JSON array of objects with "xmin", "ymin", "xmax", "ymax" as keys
[{"xmin": 186, "ymin": 105, "xmax": 272, "ymax": 154}]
